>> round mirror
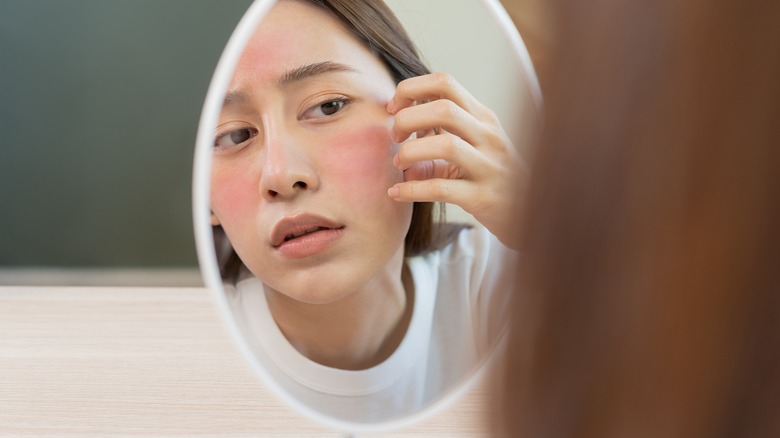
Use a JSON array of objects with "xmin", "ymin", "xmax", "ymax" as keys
[{"xmin": 193, "ymin": 0, "xmax": 541, "ymax": 432}]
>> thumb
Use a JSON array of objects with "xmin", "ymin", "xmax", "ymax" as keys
[
  {"xmin": 403, "ymin": 159, "xmax": 462, "ymax": 182},
  {"xmin": 403, "ymin": 161, "xmax": 435, "ymax": 182}
]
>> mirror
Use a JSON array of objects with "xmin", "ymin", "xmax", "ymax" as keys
[{"xmin": 194, "ymin": 0, "xmax": 541, "ymax": 432}]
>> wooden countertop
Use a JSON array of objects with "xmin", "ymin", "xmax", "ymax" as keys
[{"xmin": 0, "ymin": 286, "xmax": 493, "ymax": 437}]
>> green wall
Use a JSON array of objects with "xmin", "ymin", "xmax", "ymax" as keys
[{"xmin": 0, "ymin": 0, "xmax": 253, "ymax": 267}]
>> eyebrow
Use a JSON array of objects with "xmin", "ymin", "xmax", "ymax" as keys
[
  {"xmin": 222, "ymin": 61, "xmax": 357, "ymax": 108},
  {"xmin": 278, "ymin": 61, "xmax": 356, "ymax": 86},
  {"xmin": 223, "ymin": 90, "xmax": 250, "ymax": 107}
]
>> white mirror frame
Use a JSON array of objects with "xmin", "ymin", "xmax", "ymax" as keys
[{"xmin": 193, "ymin": 0, "xmax": 541, "ymax": 432}]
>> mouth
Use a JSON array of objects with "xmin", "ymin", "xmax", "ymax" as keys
[
  {"xmin": 271, "ymin": 214, "xmax": 345, "ymax": 248},
  {"xmin": 283, "ymin": 226, "xmax": 335, "ymax": 242}
]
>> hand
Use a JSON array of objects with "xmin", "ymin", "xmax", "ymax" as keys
[{"xmin": 386, "ymin": 72, "xmax": 526, "ymax": 248}]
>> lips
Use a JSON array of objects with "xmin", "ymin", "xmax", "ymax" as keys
[
  {"xmin": 271, "ymin": 213, "xmax": 344, "ymax": 248},
  {"xmin": 283, "ymin": 226, "xmax": 329, "ymax": 242}
]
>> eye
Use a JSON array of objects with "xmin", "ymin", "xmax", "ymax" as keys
[
  {"xmin": 214, "ymin": 127, "xmax": 258, "ymax": 150},
  {"xmin": 320, "ymin": 100, "xmax": 345, "ymax": 116},
  {"xmin": 303, "ymin": 97, "xmax": 350, "ymax": 119}
]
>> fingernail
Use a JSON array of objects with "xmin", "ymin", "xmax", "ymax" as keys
[
  {"xmin": 387, "ymin": 186, "xmax": 399, "ymax": 198},
  {"xmin": 386, "ymin": 99, "xmax": 396, "ymax": 114},
  {"xmin": 392, "ymin": 154, "xmax": 400, "ymax": 168}
]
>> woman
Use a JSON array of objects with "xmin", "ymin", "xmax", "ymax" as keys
[{"xmin": 209, "ymin": 0, "xmax": 522, "ymax": 421}]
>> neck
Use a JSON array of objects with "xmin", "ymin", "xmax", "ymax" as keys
[{"xmin": 263, "ymin": 250, "xmax": 415, "ymax": 370}]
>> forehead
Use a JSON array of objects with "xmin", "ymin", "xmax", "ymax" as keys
[{"xmin": 230, "ymin": 1, "xmax": 384, "ymax": 90}]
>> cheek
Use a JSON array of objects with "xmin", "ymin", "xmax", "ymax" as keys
[
  {"xmin": 318, "ymin": 123, "xmax": 401, "ymax": 191},
  {"xmin": 210, "ymin": 163, "xmax": 256, "ymax": 224}
]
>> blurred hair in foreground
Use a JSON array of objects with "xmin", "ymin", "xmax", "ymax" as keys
[{"xmin": 498, "ymin": 0, "xmax": 780, "ymax": 436}]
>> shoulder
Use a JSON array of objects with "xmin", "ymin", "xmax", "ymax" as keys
[
  {"xmin": 412, "ymin": 224, "xmax": 518, "ymax": 293},
  {"xmin": 419, "ymin": 225, "xmax": 517, "ymax": 352}
]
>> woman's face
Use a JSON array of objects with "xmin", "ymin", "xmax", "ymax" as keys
[{"xmin": 210, "ymin": 1, "xmax": 412, "ymax": 304}]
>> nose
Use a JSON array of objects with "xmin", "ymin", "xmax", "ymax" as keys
[{"xmin": 258, "ymin": 127, "xmax": 319, "ymax": 201}]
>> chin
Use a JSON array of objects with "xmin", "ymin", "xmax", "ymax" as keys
[{"xmin": 280, "ymin": 285, "xmax": 357, "ymax": 306}]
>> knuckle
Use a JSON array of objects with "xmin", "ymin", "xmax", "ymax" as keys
[
  {"xmin": 481, "ymin": 107, "xmax": 501, "ymax": 125},
  {"xmin": 440, "ymin": 134, "xmax": 462, "ymax": 157},
  {"xmin": 435, "ymin": 99, "xmax": 459, "ymax": 120},
  {"xmin": 404, "ymin": 183, "xmax": 415, "ymax": 198},
  {"xmin": 484, "ymin": 126, "xmax": 509, "ymax": 148},
  {"xmin": 430, "ymin": 179, "xmax": 450, "ymax": 198},
  {"xmin": 432, "ymin": 71, "xmax": 456, "ymax": 90}
]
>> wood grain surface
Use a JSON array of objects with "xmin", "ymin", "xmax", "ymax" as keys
[{"xmin": 0, "ymin": 286, "xmax": 493, "ymax": 437}]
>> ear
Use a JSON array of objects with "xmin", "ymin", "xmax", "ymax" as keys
[{"xmin": 210, "ymin": 212, "xmax": 221, "ymax": 226}]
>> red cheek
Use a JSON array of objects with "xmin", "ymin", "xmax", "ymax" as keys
[
  {"xmin": 317, "ymin": 123, "xmax": 399, "ymax": 187},
  {"xmin": 211, "ymin": 170, "xmax": 256, "ymax": 223}
]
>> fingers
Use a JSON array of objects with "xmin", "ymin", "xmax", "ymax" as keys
[
  {"xmin": 400, "ymin": 159, "xmax": 458, "ymax": 182},
  {"xmin": 390, "ymin": 99, "xmax": 489, "ymax": 146},
  {"xmin": 394, "ymin": 133, "xmax": 489, "ymax": 179},
  {"xmin": 387, "ymin": 72, "xmax": 483, "ymax": 116},
  {"xmin": 384, "ymin": 72, "xmax": 521, "ymax": 245},
  {"xmin": 387, "ymin": 177, "xmax": 477, "ymax": 208},
  {"xmin": 387, "ymin": 72, "xmax": 505, "ymax": 149}
]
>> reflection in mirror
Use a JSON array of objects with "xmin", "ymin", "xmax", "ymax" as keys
[{"xmin": 195, "ymin": 0, "xmax": 540, "ymax": 431}]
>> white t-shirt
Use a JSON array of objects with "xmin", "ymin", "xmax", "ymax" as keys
[{"xmin": 224, "ymin": 225, "xmax": 516, "ymax": 424}]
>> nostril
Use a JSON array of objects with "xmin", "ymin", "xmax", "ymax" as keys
[{"xmin": 265, "ymin": 182, "xmax": 307, "ymax": 198}]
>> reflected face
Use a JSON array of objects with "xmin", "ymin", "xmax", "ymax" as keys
[{"xmin": 210, "ymin": 1, "xmax": 412, "ymax": 304}]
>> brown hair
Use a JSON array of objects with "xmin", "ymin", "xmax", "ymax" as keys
[
  {"xmin": 216, "ymin": 0, "xmax": 445, "ymax": 280},
  {"xmin": 499, "ymin": 0, "xmax": 780, "ymax": 436}
]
